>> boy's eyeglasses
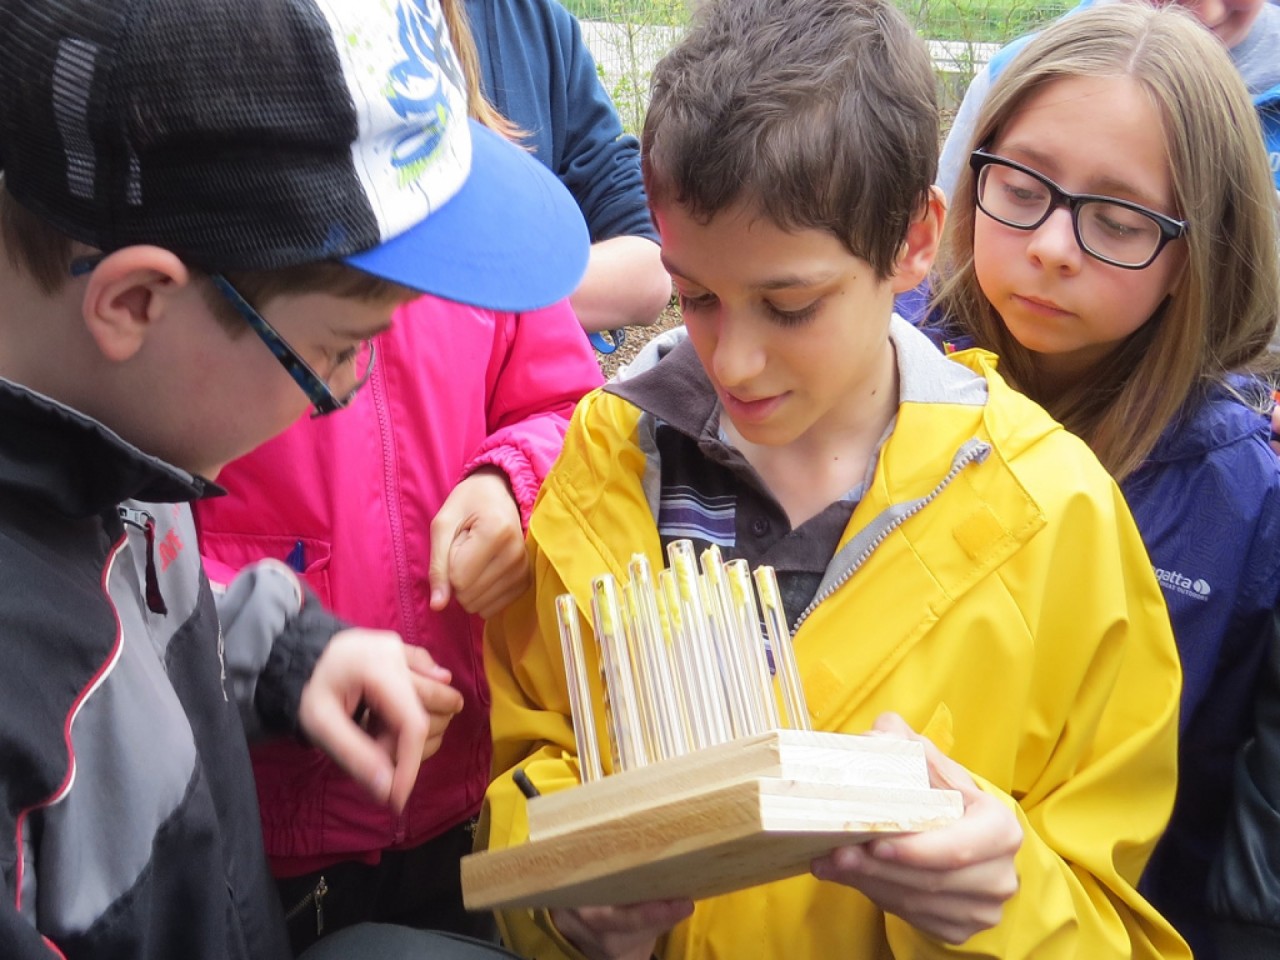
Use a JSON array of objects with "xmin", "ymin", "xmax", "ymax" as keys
[
  {"xmin": 969, "ymin": 148, "xmax": 1188, "ymax": 270},
  {"xmin": 207, "ymin": 274, "xmax": 375, "ymax": 417},
  {"xmin": 71, "ymin": 256, "xmax": 375, "ymax": 417}
]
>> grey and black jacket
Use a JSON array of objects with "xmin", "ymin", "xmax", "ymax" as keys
[{"xmin": 0, "ymin": 378, "xmax": 342, "ymax": 960}]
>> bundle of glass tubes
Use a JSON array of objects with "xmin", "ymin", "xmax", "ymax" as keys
[{"xmin": 556, "ymin": 540, "xmax": 811, "ymax": 782}]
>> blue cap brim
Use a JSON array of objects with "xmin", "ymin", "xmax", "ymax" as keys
[{"xmin": 344, "ymin": 120, "xmax": 590, "ymax": 313}]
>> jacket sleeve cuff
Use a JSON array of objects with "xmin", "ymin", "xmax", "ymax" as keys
[
  {"xmin": 255, "ymin": 585, "xmax": 348, "ymax": 737},
  {"xmin": 463, "ymin": 447, "xmax": 539, "ymax": 530},
  {"xmin": 214, "ymin": 557, "xmax": 350, "ymax": 738}
]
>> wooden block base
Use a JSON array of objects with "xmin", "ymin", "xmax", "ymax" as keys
[{"xmin": 463, "ymin": 730, "xmax": 962, "ymax": 910}]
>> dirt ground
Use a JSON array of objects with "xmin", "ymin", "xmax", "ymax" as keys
[{"xmin": 596, "ymin": 298, "xmax": 684, "ymax": 379}]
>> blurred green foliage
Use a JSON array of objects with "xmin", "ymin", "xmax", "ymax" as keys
[
  {"xmin": 563, "ymin": 0, "xmax": 1071, "ymax": 133},
  {"xmin": 564, "ymin": 0, "xmax": 1067, "ymax": 42}
]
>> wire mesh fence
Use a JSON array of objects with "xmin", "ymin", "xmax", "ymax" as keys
[{"xmin": 563, "ymin": 0, "xmax": 1072, "ymax": 133}]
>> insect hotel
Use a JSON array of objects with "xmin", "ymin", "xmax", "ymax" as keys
[{"xmin": 461, "ymin": 541, "xmax": 962, "ymax": 909}]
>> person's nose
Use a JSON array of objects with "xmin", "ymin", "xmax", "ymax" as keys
[
  {"xmin": 710, "ymin": 310, "xmax": 767, "ymax": 390},
  {"xmin": 1025, "ymin": 206, "xmax": 1084, "ymax": 275}
]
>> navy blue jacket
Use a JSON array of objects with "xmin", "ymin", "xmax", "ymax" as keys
[
  {"xmin": 1124, "ymin": 385, "xmax": 1280, "ymax": 958},
  {"xmin": 466, "ymin": 0, "xmax": 658, "ymax": 245},
  {"xmin": 917, "ymin": 326, "xmax": 1280, "ymax": 958}
]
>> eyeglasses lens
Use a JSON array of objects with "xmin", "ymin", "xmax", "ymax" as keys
[
  {"xmin": 342, "ymin": 340, "xmax": 376, "ymax": 402},
  {"xmin": 977, "ymin": 164, "xmax": 1163, "ymax": 268}
]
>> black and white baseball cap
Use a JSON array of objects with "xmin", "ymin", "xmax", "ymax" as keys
[{"xmin": 0, "ymin": 0, "xmax": 589, "ymax": 312}]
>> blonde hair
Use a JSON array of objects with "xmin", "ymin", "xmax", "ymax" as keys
[
  {"xmin": 442, "ymin": 0, "xmax": 525, "ymax": 142},
  {"xmin": 933, "ymin": 2, "xmax": 1280, "ymax": 481}
]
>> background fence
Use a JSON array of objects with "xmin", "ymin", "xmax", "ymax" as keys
[{"xmin": 562, "ymin": 0, "xmax": 1072, "ymax": 134}]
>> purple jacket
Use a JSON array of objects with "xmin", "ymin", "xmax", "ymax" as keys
[{"xmin": 196, "ymin": 294, "xmax": 602, "ymax": 873}]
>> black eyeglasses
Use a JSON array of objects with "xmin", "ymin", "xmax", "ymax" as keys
[
  {"xmin": 71, "ymin": 256, "xmax": 376, "ymax": 417},
  {"xmin": 969, "ymin": 148, "xmax": 1188, "ymax": 270},
  {"xmin": 207, "ymin": 274, "xmax": 375, "ymax": 417}
]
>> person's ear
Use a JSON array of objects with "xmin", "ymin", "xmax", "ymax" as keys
[
  {"xmin": 80, "ymin": 247, "xmax": 191, "ymax": 362},
  {"xmin": 890, "ymin": 185, "xmax": 946, "ymax": 294}
]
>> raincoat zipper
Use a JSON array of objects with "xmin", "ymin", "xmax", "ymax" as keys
[{"xmin": 792, "ymin": 438, "xmax": 992, "ymax": 633}]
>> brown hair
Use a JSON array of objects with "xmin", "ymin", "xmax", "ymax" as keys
[
  {"xmin": 0, "ymin": 188, "xmax": 74, "ymax": 296},
  {"xmin": 933, "ymin": 3, "xmax": 1280, "ymax": 481},
  {"xmin": 641, "ymin": 0, "xmax": 938, "ymax": 280}
]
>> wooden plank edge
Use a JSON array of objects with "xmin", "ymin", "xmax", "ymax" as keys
[
  {"xmin": 464, "ymin": 777, "xmax": 960, "ymax": 910},
  {"xmin": 529, "ymin": 730, "xmax": 929, "ymax": 839}
]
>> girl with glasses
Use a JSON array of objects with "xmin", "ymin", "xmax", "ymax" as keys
[{"xmin": 929, "ymin": 5, "xmax": 1280, "ymax": 956}]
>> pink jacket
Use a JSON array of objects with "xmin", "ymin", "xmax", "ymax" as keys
[{"xmin": 195, "ymin": 294, "xmax": 602, "ymax": 874}]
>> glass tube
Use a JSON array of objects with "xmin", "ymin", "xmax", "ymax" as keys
[
  {"xmin": 590, "ymin": 575, "xmax": 649, "ymax": 770},
  {"xmin": 622, "ymin": 580, "xmax": 668, "ymax": 762},
  {"xmin": 659, "ymin": 567, "xmax": 711, "ymax": 751},
  {"xmin": 699, "ymin": 547, "xmax": 758, "ymax": 737},
  {"xmin": 753, "ymin": 565, "xmax": 812, "ymax": 731},
  {"xmin": 554, "ymin": 593, "xmax": 604, "ymax": 782},
  {"xmin": 724, "ymin": 558, "xmax": 780, "ymax": 731},
  {"xmin": 668, "ymin": 540, "xmax": 731, "ymax": 746},
  {"xmin": 628, "ymin": 554, "xmax": 688, "ymax": 758}
]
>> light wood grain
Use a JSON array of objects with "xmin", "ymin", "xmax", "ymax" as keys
[{"xmin": 463, "ymin": 730, "xmax": 962, "ymax": 909}]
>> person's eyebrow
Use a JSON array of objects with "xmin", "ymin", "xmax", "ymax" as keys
[
  {"xmin": 659, "ymin": 253, "xmax": 691, "ymax": 280},
  {"xmin": 331, "ymin": 319, "xmax": 392, "ymax": 339},
  {"xmin": 662, "ymin": 256, "xmax": 837, "ymax": 292},
  {"xmin": 1002, "ymin": 144, "xmax": 1169, "ymax": 209},
  {"xmin": 753, "ymin": 272, "xmax": 838, "ymax": 291}
]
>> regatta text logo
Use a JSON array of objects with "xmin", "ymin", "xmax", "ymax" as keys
[{"xmin": 1153, "ymin": 567, "xmax": 1210, "ymax": 602}]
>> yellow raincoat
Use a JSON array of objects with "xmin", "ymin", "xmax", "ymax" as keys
[{"xmin": 482, "ymin": 334, "xmax": 1188, "ymax": 960}]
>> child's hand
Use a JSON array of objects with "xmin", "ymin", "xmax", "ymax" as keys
[
  {"xmin": 297, "ymin": 630, "xmax": 463, "ymax": 813},
  {"xmin": 550, "ymin": 900, "xmax": 695, "ymax": 960},
  {"xmin": 429, "ymin": 466, "xmax": 529, "ymax": 620},
  {"xmin": 811, "ymin": 712, "xmax": 1022, "ymax": 945},
  {"xmin": 1269, "ymin": 399, "xmax": 1280, "ymax": 456}
]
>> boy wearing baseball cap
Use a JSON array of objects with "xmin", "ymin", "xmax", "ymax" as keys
[{"xmin": 0, "ymin": 1, "xmax": 586, "ymax": 958}]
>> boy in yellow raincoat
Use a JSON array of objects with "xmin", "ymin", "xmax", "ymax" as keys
[{"xmin": 479, "ymin": 0, "xmax": 1189, "ymax": 957}]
